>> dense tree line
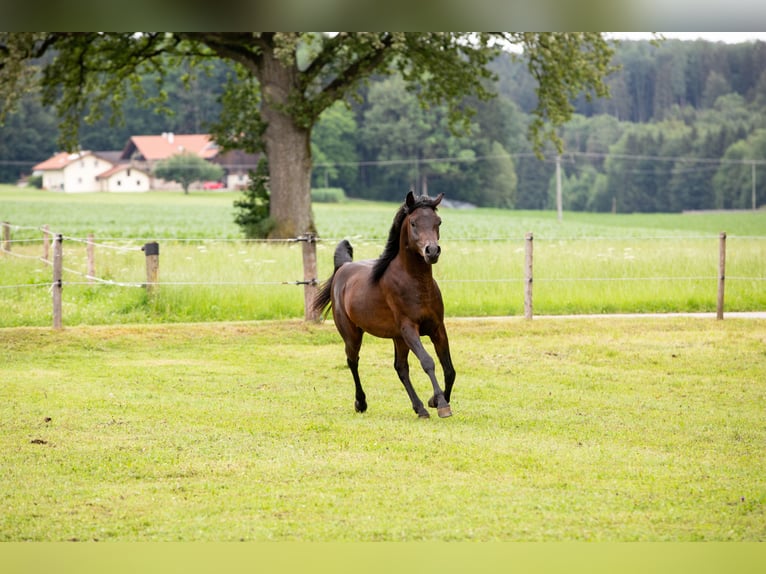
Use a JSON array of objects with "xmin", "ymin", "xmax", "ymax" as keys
[
  {"xmin": 321, "ymin": 39, "xmax": 766, "ymax": 211},
  {"xmin": 3, "ymin": 39, "xmax": 766, "ymax": 212}
]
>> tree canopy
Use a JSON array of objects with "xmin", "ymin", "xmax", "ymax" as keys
[
  {"xmin": 1, "ymin": 32, "xmax": 615, "ymax": 236},
  {"xmin": 3, "ymin": 36, "xmax": 766, "ymax": 213},
  {"xmin": 153, "ymin": 153, "xmax": 224, "ymax": 194}
]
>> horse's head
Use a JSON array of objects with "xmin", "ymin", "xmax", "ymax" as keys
[{"xmin": 404, "ymin": 190, "xmax": 443, "ymax": 265}]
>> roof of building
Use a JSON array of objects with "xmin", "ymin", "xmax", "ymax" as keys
[
  {"xmin": 95, "ymin": 164, "xmax": 151, "ymax": 179},
  {"xmin": 33, "ymin": 151, "xmax": 89, "ymax": 171},
  {"xmin": 32, "ymin": 134, "xmax": 240, "ymax": 177},
  {"xmin": 33, "ymin": 150, "xmax": 126, "ymax": 171},
  {"xmin": 121, "ymin": 133, "xmax": 218, "ymax": 162},
  {"xmin": 95, "ymin": 151, "xmax": 125, "ymax": 165}
]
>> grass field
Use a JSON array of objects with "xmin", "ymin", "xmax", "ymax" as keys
[
  {"xmin": 2, "ymin": 187, "xmax": 764, "ymax": 543},
  {"xmin": 1, "ymin": 186, "xmax": 764, "ymax": 327},
  {"xmin": 1, "ymin": 317, "xmax": 764, "ymax": 541}
]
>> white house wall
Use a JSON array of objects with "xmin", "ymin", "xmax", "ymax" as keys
[
  {"xmin": 63, "ymin": 156, "xmax": 114, "ymax": 193},
  {"xmin": 101, "ymin": 169, "xmax": 151, "ymax": 192},
  {"xmin": 42, "ymin": 171, "xmax": 65, "ymax": 191}
]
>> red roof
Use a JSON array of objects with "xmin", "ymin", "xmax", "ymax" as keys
[
  {"xmin": 33, "ymin": 134, "xmax": 222, "ymax": 174},
  {"xmin": 33, "ymin": 151, "xmax": 92, "ymax": 171},
  {"xmin": 122, "ymin": 133, "xmax": 218, "ymax": 162}
]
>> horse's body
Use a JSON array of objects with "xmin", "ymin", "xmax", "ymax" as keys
[{"xmin": 313, "ymin": 191, "xmax": 455, "ymax": 418}]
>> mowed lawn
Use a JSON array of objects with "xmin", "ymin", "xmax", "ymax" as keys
[{"xmin": 1, "ymin": 317, "xmax": 764, "ymax": 541}]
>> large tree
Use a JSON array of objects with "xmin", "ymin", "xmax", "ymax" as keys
[{"xmin": 0, "ymin": 32, "xmax": 615, "ymax": 237}]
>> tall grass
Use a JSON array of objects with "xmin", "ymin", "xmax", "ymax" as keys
[
  {"xmin": 1, "ymin": 186, "xmax": 764, "ymax": 326},
  {"xmin": 436, "ymin": 236, "xmax": 766, "ymax": 316}
]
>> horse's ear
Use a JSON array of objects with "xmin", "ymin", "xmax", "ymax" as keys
[
  {"xmin": 432, "ymin": 193, "xmax": 444, "ymax": 207},
  {"xmin": 406, "ymin": 190, "xmax": 416, "ymax": 209}
]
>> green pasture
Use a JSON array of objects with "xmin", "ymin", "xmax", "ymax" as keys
[
  {"xmin": 1, "ymin": 318, "xmax": 764, "ymax": 541},
  {"xmin": 1, "ymin": 186, "xmax": 765, "ymax": 327},
  {"xmin": 3, "ymin": 185, "xmax": 765, "ymax": 240}
]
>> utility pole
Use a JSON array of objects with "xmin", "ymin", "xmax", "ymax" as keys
[
  {"xmin": 556, "ymin": 155, "xmax": 563, "ymax": 222},
  {"xmin": 752, "ymin": 161, "xmax": 757, "ymax": 211}
]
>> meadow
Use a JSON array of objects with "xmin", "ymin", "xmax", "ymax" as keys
[
  {"xmin": 1, "ymin": 186, "xmax": 764, "ymax": 327},
  {"xmin": 1, "ymin": 317, "xmax": 765, "ymax": 541},
  {"xmin": 2, "ymin": 186, "xmax": 765, "ymax": 543}
]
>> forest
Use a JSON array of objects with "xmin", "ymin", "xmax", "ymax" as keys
[{"xmin": 2, "ymin": 38, "xmax": 765, "ymax": 212}]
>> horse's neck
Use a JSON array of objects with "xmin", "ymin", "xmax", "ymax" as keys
[{"xmin": 397, "ymin": 245, "xmax": 433, "ymax": 284}]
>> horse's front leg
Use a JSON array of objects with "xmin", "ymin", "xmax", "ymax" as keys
[
  {"xmin": 400, "ymin": 323, "xmax": 452, "ymax": 418},
  {"xmin": 428, "ymin": 322, "xmax": 456, "ymax": 405}
]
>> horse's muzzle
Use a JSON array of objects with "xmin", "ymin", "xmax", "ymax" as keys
[{"xmin": 424, "ymin": 243, "xmax": 441, "ymax": 264}]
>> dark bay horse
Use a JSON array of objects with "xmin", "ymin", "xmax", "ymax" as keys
[{"xmin": 313, "ymin": 191, "xmax": 455, "ymax": 419}]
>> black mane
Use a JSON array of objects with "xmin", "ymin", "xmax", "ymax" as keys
[{"xmin": 371, "ymin": 193, "xmax": 441, "ymax": 283}]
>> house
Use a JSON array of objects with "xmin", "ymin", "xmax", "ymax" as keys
[
  {"xmin": 211, "ymin": 148, "xmax": 262, "ymax": 190},
  {"xmin": 120, "ymin": 133, "xmax": 219, "ymax": 165},
  {"xmin": 32, "ymin": 132, "xmax": 260, "ymax": 193},
  {"xmin": 119, "ymin": 133, "xmax": 254, "ymax": 190},
  {"xmin": 32, "ymin": 151, "xmax": 151, "ymax": 193},
  {"xmin": 119, "ymin": 133, "xmax": 258, "ymax": 190},
  {"xmin": 96, "ymin": 164, "xmax": 152, "ymax": 192}
]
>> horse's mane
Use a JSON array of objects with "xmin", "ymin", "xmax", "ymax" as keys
[{"xmin": 371, "ymin": 193, "xmax": 441, "ymax": 283}]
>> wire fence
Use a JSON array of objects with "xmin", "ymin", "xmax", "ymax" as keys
[
  {"xmin": 1, "ymin": 222, "xmax": 319, "ymax": 287},
  {"xmin": 2, "ymin": 220, "xmax": 765, "ymax": 329}
]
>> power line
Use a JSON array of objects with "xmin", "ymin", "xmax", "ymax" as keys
[
  {"xmin": 313, "ymin": 151, "xmax": 766, "ymax": 169},
  {"xmin": 4, "ymin": 151, "xmax": 764, "ymax": 171}
]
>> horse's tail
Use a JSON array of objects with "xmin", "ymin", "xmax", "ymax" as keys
[
  {"xmin": 334, "ymin": 239, "xmax": 353, "ymax": 269},
  {"xmin": 312, "ymin": 240, "xmax": 354, "ymax": 317}
]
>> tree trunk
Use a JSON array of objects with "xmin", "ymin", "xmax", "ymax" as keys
[
  {"xmin": 264, "ymin": 113, "xmax": 314, "ymax": 238},
  {"xmin": 259, "ymin": 45, "xmax": 314, "ymax": 239}
]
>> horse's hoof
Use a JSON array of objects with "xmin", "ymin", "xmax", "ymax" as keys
[
  {"xmin": 437, "ymin": 405, "xmax": 453, "ymax": 418},
  {"xmin": 428, "ymin": 396, "xmax": 437, "ymax": 408},
  {"xmin": 355, "ymin": 400, "xmax": 367, "ymax": 413},
  {"xmin": 417, "ymin": 410, "xmax": 430, "ymax": 419}
]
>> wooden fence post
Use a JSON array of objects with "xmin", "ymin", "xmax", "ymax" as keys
[
  {"xmin": 53, "ymin": 234, "xmax": 63, "ymax": 330},
  {"xmin": 87, "ymin": 233, "xmax": 95, "ymax": 284},
  {"xmin": 717, "ymin": 232, "xmax": 726, "ymax": 320},
  {"xmin": 2, "ymin": 221, "xmax": 10, "ymax": 254},
  {"xmin": 524, "ymin": 232, "xmax": 534, "ymax": 319},
  {"xmin": 301, "ymin": 234, "xmax": 319, "ymax": 321},
  {"xmin": 42, "ymin": 225, "xmax": 50, "ymax": 261},
  {"xmin": 142, "ymin": 241, "xmax": 159, "ymax": 295}
]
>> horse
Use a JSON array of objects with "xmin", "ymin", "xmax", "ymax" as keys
[{"xmin": 313, "ymin": 190, "xmax": 455, "ymax": 419}]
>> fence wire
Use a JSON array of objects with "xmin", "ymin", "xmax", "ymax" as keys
[{"xmin": 2, "ymin": 229, "xmax": 765, "ymax": 292}]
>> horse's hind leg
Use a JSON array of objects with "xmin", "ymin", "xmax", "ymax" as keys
[
  {"xmin": 348, "ymin": 357, "xmax": 367, "ymax": 413},
  {"xmin": 394, "ymin": 338, "xmax": 429, "ymax": 418},
  {"xmin": 344, "ymin": 330, "xmax": 367, "ymax": 413}
]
